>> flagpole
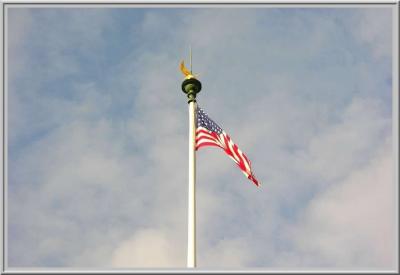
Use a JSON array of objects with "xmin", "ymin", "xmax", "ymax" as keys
[
  {"xmin": 187, "ymin": 99, "xmax": 196, "ymax": 268},
  {"xmin": 181, "ymin": 60, "xmax": 202, "ymax": 268},
  {"xmin": 187, "ymin": 46, "xmax": 196, "ymax": 268}
]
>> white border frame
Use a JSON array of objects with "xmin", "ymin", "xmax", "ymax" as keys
[{"xmin": 1, "ymin": 1, "xmax": 398, "ymax": 274}]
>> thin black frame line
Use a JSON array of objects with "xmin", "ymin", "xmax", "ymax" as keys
[
  {"xmin": 1, "ymin": 2, "xmax": 398, "ymax": 5},
  {"xmin": 2, "ymin": 3, "xmax": 5, "ymax": 273},
  {"xmin": 398, "ymin": 3, "xmax": 400, "ymax": 273}
]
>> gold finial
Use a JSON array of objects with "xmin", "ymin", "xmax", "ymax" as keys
[
  {"xmin": 180, "ymin": 60, "xmax": 196, "ymax": 80},
  {"xmin": 180, "ymin": 46, "xmax": 197, "ymax": 80},
  {"xmin": 181, "ymin": 47, "xmax": 202, "ymax": 102}
]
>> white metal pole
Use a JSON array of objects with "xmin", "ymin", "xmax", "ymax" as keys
[{"xmin": 187, "ymin": 100, "xmax": 197, "ymax": 268}]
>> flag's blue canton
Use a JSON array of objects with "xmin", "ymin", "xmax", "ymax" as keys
[{"xmin": 197, "ymin": 108, "xmax": 223, "ymax": 134}]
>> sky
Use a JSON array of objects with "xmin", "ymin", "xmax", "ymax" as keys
[{"xmin": 6, "ymin": 5, "xmax": 397, "ymax": 270}]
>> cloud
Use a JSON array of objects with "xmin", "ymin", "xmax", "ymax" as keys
[
  {"xmin": 284, "ymin": 137, "xmax": 396, "ymax": 269},
  {"xmin": 7, "ymin": 8, "xmax": 114, "ymax": 150},
  {"xmin": 353, "ymin": 8, "xmax": 392, "ymax": 59},
  {"xmin": 7, "ymin": 8, "xmax": 33, "ymax": 78},
  {"xmin": 295, "ymin": 96, "xmax": 390, "ymax": 184},
  {"xmin": 111, "ymin": 228, "xmax": 184, "ymax": 268},
  {"xmin": 200, "ymin": 237, "xmax": 253, "ymax": 268},
  {"xmin": 8, "ymin": 119, "xmax": 150, "ymax": 266}
]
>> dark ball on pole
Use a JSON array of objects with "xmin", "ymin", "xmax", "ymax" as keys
[{"xmin": 182, "ymin": 78, "xmax": 202, "ymax": 103}]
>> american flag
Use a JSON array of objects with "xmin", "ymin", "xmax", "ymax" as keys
[{"xmin": 196, "ymin": 106, "xmax": 260, "ymax": 186}]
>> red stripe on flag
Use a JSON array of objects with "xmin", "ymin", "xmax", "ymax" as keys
[
  {"xmin": 195, "ymin": 119, "xmax": 260, "ymax": 186},
  {"xmin": 196, "ymin": 142, "xmax": 222, "ymax": 150}
]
